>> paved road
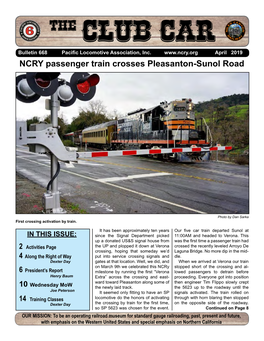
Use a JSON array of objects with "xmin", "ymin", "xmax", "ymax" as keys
[{"xmin": 16, "ymin": 147, "xmax": 249, "ymax": 214}]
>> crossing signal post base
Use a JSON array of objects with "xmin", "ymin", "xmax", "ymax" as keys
[{"xmin": 42, "ymin": 191, "xmax": 67, "ymax": 214}]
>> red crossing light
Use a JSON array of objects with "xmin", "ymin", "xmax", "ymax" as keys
[
  {"xmin": 77, "ymin": 81, "xmax": 90, "ymax": 94},
  {"xmin": 26, "ymin": 72, "xmax": 61, "ymax": 96},
  {"xmin": 70, "ymin": 72, "xmax": 100, "ymax": 101},
  {"xmin": 35, "ymin": 77, "xmax": 51, "ymax": 88}
]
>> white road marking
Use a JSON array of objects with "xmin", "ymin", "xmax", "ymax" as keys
[
  {"xmin": 64, "ymin": 162, "xmax": 76, "ymax": 168},
  {"xmin": 18, "ymin": 168, "xmax": 48, "ymax": 187},
  {"xmin": 90, "ymin": 201, "xmax": 113, "ymax": 212},
  {"xmin": 98, "ymin": 172, "xmax": 172, "ymax": 183},
  {"xmin": 37, "ymin": 159, "xmax": 50, "ymax": 163},
  {"xmin": 18, "ymin": 168, "xmax": 35, "ymax": 177},
  {"xmin": 61, "ymin": 169, "xmax": 206, "ymax": 214},
  {"xmin": 16, "ymin": 148, "xmax": 34, "ymax": 155},
  {"xmin": 77, "ymin": 160, "xmax": 103, "ymax": 166},
  {"xmin": 17, "ymin": 156, "xmax": 207, "ymax": 214},
  {"xmin": 206, "ymin": 169, "xmax": 248, "ymax": 179}
]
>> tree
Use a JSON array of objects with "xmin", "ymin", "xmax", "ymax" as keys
[
  {"xmin": 69, "ymin": 100, "xmax": 110, "ymax": 131},
  {"xmin": 26, "ymin": 116, "xmax": 40, "ymax": 130},
  {"xmin": 229, "ymin": 108, "xmax": 249, "ymax": 149},
  {"xmin": 42, "ymin": 112, "xmax": 68, "ymax": 139},
  {"xmin": 88, "ymin": 100, "xmax": 107, "ymax": 116}
]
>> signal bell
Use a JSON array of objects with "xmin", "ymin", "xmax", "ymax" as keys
[{"xmin": 70, "ymin": 72, "xmax": 100, "ymax": 101}]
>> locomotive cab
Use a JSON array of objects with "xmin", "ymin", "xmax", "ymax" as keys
[{"xmin": 160, "ymin": 98, "xmax": 197, "ymax": 145}]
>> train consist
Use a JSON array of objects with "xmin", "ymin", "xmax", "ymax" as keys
[{"xmin": 67, "ymin": 98, "xmax": 213, "ymax": 162}]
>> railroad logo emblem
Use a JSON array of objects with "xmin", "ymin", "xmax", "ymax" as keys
[
  {"xmin": 225, "ymin": 20, "xmax": 245, "ymax": 41},
  {"xmin": 19, "ymin": 20, "xmax": 40, "ymax": 41}
]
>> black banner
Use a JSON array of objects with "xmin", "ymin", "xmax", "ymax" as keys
[{"xmin": 16, "ymin": 49, "xmax": 249, "ymax": 58}]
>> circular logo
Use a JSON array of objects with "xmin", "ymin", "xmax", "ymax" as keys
[
  {"xmin": 225, "ymin": 21, "xmax": 245, "ymax": 41},
  {"xmin": 19, "ymin": 20, "xmax": 40, "ymax": 41}
]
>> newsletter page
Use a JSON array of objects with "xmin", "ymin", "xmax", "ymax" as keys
[{"xmin": 2, "ymin": 6, "xmax": 263, "ymax": 341}]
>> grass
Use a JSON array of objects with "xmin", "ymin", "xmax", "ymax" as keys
[{"xmin": 60, "ymin": 198, "xmax": 88, "ymax": 214}]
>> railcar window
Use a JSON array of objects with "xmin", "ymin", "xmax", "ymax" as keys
[{"xmin": 144, "ymin": 113, "xmax": 151, "ymax": 122}]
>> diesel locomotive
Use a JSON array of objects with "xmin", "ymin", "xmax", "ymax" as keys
[{"xmin": 81, "ymin": 98, "xmax": 212, "ymax": 161}]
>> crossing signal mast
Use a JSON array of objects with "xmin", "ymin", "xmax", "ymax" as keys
[{"xmin": 16, "ymin": 72, "xmax": 100, "ymax": 213}]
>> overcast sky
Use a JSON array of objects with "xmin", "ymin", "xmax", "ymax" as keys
[{"xmin": 16, "ymin": 72, "xmax": 248, "ymax": 123}]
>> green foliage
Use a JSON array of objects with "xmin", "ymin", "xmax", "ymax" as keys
[
  {"xmin": 25, "ymin": 100, "xmax": 111, "ymax": 142},
  {"xmin": 195, "ymin": 94, "xmax": 249, "ymax": 113},
  {"xmin": 26, "ymin": 116, "xmax": 40, "ymax": 130},
  {"xmin": 195, "ymin": 94, "xmax": 249, "ymax": 150},
  {"xmin": 62, "ymin": 139, "xmax": 75, "ymax": 147},
  {"xmin": 60, "ymin": 199, "xmax": 88, "ymax": 214},
  {"xmin": 66, "ymin": 100, "xmax": 110, "ymax": 132},
  {"xmin": 42, "ymin": 114, "xmax": 68, "ymax": 140}
]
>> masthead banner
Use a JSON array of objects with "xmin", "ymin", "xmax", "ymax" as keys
[{"xmin": 16, "ymin": 16, "xmax": 249, "ymax": 47}]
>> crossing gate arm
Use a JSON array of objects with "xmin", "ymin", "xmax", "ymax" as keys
[{"xmin": 77, "ymin": 146, "xmax": 232, "ymax": 159}]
